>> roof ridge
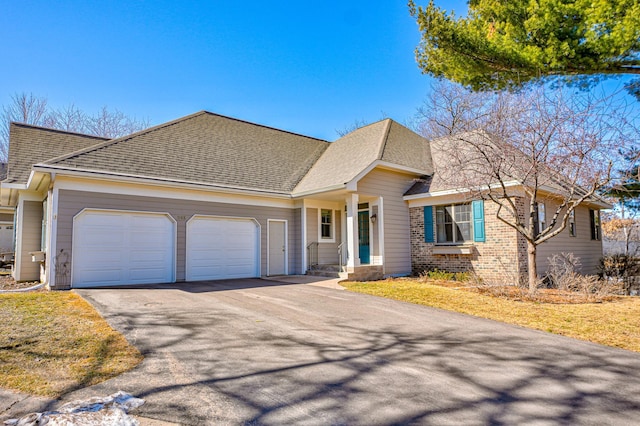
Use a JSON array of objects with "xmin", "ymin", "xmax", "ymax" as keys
[
  {"xmin": 200, "ymin": 111, "xmax": 329, "ymax": 143},
  {"xmin": 43, "ymin": 111, "xmax": 208, "ymax": 165},
  {"xmin": 9, "ymin": 122, "xmax": 111, "ymax": 140},
  {"xmin": 44, "ymin": 110, "xmax": 331, "ymax": 166},
  {"xmin": 376, "ymin": 119, "xmax": 393, "ymax": 160}
]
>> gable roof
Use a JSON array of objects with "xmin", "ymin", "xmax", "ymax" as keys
[
  {"xmin": 6, "ymin": 123, "xmax": 109, "ymax": 184},
  {"xmin": 292, "ymin": 119, "xmax": 433, "ymax": 195},
  {"xmin": 41, "ymin": 111, "xmax": 329, "ymax": 194},
  {"xmin": 407, "ymin": 130, "xmax": 611, "ymax": 208}
]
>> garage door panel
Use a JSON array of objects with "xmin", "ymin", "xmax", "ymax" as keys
[
  {"xmin": 130, "ymin": 232, "xmax": 169, "ymax": 245},
  {"xmin": 130, "ymin": 249, "xmax": 169, "ymax": 263},
  {"xmin": 186, "ymin": 217, "xmax": 258, "ymax": 281},
  {"xmin": 129, "ymin": 268, "xmax": 168, "ymax": 282},
  {"xmin": 80, "ymin": 213, "xmax": 123, "ymax": 226},
  {"xmin": 91, "ymin": 249, "xmax": 125, "ymax": 264},
  {"xmin": 76, "ymin": 229, "xmax": 125, "ymax": 247},
  {"xmin": 72, "ymin": 210, "xmax": 175, "ymax": 288},
  {"xmin": 76, "ymin": 269, "xmax": 123, "ymax": 285}
]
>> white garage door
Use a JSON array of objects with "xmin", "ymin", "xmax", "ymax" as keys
[
  {"xmin": 186, "ymin": 216, "xmax": 259, "ymax": 281},
  {"xmin": 72, "ymin": 210, "xmax": 175, "ymax": 288}
]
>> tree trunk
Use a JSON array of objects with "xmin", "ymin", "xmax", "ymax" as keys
[{"xmin": 527, "ymin": 241, "xmax": 537, "ymax": 294}]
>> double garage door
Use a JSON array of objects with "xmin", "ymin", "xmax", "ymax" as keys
[{"xmin": 72, "ymin": 210, "xmax": 259, "ymax": 288}]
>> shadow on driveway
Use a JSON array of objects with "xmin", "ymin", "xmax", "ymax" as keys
[{"xmin": 58, "ymin": 281, "xmax": 640, "ymax": 425}]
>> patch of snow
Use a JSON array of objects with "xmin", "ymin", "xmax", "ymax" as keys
[{"xmin": 4, "ymin": 391, "xmax": 144, "ymax": 426}]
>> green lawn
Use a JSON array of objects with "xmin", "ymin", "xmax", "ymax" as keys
[
  {"xmin": 343, "ymin": 279, "xmax": 640, "ymax": 352},
  {"xmin": 0, "ymin": 292, "xmax": 142, "ymax": 397}
]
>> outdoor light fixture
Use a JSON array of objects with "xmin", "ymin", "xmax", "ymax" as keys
[{"xmin": 370, "ymin": 213, "xmax": 377, "ymax": 223}]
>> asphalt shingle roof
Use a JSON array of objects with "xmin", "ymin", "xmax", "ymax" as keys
[
  {"xmin": 43, "ymin": 112, "xmax": 329, "ymax": 193},
  {"xmin": 6, "ymin": 124, "xmax": 108, "ymax": 184},
  {"xmin": 9, "ymin": 112, "xmax": 434, "ymax": 196},
  {"xmin": 293, "ymin": 119, "xmax": 433, "ymax": 194}
]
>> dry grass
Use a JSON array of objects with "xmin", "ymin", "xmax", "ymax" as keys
[
  {"xmin": 0, "ymin": 292, "xmax": 143, "ymax": 397},
  {"xmin": 343, "ymin": 278, "xmax": 640, "ymax": 353}
]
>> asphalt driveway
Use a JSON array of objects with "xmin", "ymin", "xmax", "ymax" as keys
[{"xmin": 54, "ymin": 279, "xmax": 640, "ymax": 424}]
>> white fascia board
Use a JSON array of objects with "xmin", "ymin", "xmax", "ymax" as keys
[
  {"xmin": 0, "ymin": 187, "xmax": 19, "ymax": 207},
  {"xmin": 302, "ymin": 199, "xmax": 343, "ymax": 210},
  {"xmin": 52, "ymin": 174, "xmax": 296, "ymax": 209},
  {"xmin": 291, "ymin": 184, "xmax": 348, "ymax": 199},
  {"xmin": 346, "ymin": 161, "xmax": 427, "ymax": 192},
  {"xmin": 33, "ymin": 165, "xmax": 293, "ymax": 200},
  {"xmin": 1, "ymin": 182, "xmax": 27, "ymax": 190},
  {"xmin": 405, "ymin": 181, "xmax": 522, "ymax": 207},
  {"xmin": 536, "ymin": 185, "xmax": 613, "ymax": 210}
]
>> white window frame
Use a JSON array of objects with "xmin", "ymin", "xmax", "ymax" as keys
[
  {"xmin": 569, "ymin": 209, "xmax": 576, "ymax": 237},
  {"xmin": 435, "ymin": 203, "xmax": 473, "ymax": 245},
  {"xmin": 590, "ymin": 209, "xmax": 601, "ymax": 241},
  {"xmin": 318, "ymin": 208, "xmax": 335, "ymax": 243},
  {"xmin": 537, "ymin": 202, "xmax": 546, "ymax": 234}
]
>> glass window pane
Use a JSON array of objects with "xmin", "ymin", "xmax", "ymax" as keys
[
  {"xmin": 457, "ymin": 222, "xmax": 471, "ymax": 242},
  {"xmin": 437, "ymin": 223, "xmax": 454, "ymax": 243},
  {"xmin": 437, "ymin": 224, "xmax": 447, "ymax": 243},
  {"xmin": 321, "ymin": 209, "xmax": 332, "ymax": 238},
  {"xmin": 445, "ymin": 205, "xmax": 453, "ymax": 222},
  {"xmin": 454, "ymin": 204, "xmax": 468, "ymax": 222},
  {"xmin": 436, "ymin": 206, "xmax": 445, "ymax": 225}
]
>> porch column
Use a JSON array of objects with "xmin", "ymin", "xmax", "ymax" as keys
[{"xmin": 345, "ymin": 193, "xmax": 360, "ymax": 267}]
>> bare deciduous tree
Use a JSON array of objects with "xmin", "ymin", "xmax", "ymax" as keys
[
  {"xmin": 335, "ymin": 112, "xmax": 389, "ymax": 137},
  {"xmin": 1, "ymin": 93, "xmax": 50, "ymax": 160},
  {"xmin": 0, "ymin": 92, "xmax": 150, "ymax": 162},
  {"xmin": 603, "ymin": 216, "xmax": 640, "ymax": 256},
  {"xmin": 417, "ymin": 82, "xmax": 639, "ymax": 292}
]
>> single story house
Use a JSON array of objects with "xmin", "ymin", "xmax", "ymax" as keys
[{"xmin": 1, "ymin": 111, "xmax": 608, "ymax": 289}]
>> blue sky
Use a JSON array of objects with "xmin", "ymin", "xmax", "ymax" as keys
[{"xmin": 0, "ymin": 1, "xmax": 469, "ymax": 141}]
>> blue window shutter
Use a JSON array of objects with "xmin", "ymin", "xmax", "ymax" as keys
[
  {"xmin": 472, "ymin": 200, "xmax": 485, "ymax": 242},
  {"xmin": 424, "ymin": 206, "xmax": 434, "ymax": 243}
]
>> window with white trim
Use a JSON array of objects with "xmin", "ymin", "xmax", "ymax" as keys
[
  {"xmin": 537, "ymin": 202, "xmax": 546, "ymax": 234},
  {"xmin": 590, "ymin": 209, "xmax": 601, "ymax": 240},
  {"xmin": 569, "ymin": 210, "xmax": 576, "ymax": 237},
  {"xmin": 436, "ymin": 203, "xmax": 472, "ymax": 244},
  {"xmin": 320, "ymin": 209, "xmax": 333, "ymax": 240}
]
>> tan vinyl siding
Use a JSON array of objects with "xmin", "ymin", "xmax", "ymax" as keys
[
  {"xmin": 371, "ymin": 205, "xmax": 380, "ymax": 259},
  {"xmin": 55, "ymin": 189, "xmax": 301, "ymax": 288},
  {"xmin": 536, "ymin": 203, "xmax": 603, "ymax": 275},
  {"xmin": 305, "ymin": 207, "xmax": 340, "ymax": 265},
  {"xmin": 358, "ymin": 168, "xmax": 416, "ymax": 276},
  {"xmin": 0, "ymin": 213, "xmax": 14, "ymax": 222},
  {"xmin": 15, "ymin": 201, "xmax": 43, "ymax": 281}
]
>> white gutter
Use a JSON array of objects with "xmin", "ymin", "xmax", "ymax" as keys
[
  {"xmin": 293, "ymin": 161, "xmax": 430, "ymax": 197},
  {"xmin": 291, "ymin": 184, "xmax": 348, "ymax": 199},
  {"xmin": 0, "ymin": 182, "xmax": 27, "ymax": 190},
  {"xmin": 403, "ymin": 180, "xmax": 522, "ymax": 201},
  {"xmin": 32, "ymin": 164, "xmax": 293, "ymax": 199}
]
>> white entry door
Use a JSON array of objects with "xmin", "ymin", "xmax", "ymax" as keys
[
  {"xmin": 72, "ymin": 210, "xmax": 175, "ymax": 288},
  {"xmin": 268, "ymin": 220, "xmax": 286, "ymax": 275},
  {"xmin": 186, "ymin": 216, "xmax": 259, "ymax": 281}
]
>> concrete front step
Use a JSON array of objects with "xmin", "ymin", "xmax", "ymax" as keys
[
  {"xmin": 309, "ymin": 264, "xmax": 342, "ymax": 272},
  {"xmin": 306, "ymin": 269, "xmax": 341, "ymax": 278}
]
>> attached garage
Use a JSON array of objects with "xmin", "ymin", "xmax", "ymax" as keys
[
  {"xmin": 186, "ymin": 216, "xmax": 259, "ymax": 281},
  {"xmin": 72, "ymin": 209, "xmax": 176, "ymax": 288}
]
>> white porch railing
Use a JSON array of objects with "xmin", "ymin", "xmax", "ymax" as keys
[{"xmin": 337, "ymin": 242, "xmax": 347, "ymax": 268}]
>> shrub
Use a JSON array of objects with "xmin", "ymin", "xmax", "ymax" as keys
[
  {"xmin": 419, "ymin": 269, "xmax": 472, "ymax": 282},
  {"xmin": 546, "ymin": 253, "xmax": 582, "ymax": 290},
  {"xmin": 545, "ymin": 253, "xmax": 622, "ymax": 299},
  {"xmin": 599, "ymin": 254, "xmax": 640, "ymax": 295}
]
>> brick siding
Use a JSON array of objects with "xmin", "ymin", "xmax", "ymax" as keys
[{"xmin": 410, "ymin": 199, "xmax": 528, "ymax": 284}]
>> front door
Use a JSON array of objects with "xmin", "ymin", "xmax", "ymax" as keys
[
  {"xmin": 268, "ymin": 220, "xmax": 287, "ymax": 275},
  {"xmin": 358, "ymin": 211, "xmax": 370, "ymax": 264}
]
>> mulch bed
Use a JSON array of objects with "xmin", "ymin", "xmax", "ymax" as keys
[{"xmin": 0, "ymin": 273, "xmax": 42, "ymax": 291}]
